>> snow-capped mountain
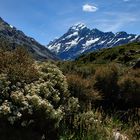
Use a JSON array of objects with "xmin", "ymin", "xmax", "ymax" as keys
[
  {"xmin": 47, "ymin": 23, "xmax": 140, "ymax": 60},
  {"xmin": 0, "ymin": 17, "xmax": 58, "ymax": 60}
]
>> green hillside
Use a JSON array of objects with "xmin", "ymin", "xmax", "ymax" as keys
[
  {"xmin": 76, "ymin": 42, "xmax": 140, "ymax": 65},
  {"xmin": 56, "ymin": 42, "xmax": 140, "ymax": 79}
]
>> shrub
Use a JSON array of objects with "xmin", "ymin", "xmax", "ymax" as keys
[
  {"xmin": 0, "ymin": 47, "xmax": 39, "ymax": 84},
  {"xmin": 94, "ymin": 64, "xmax": 119, "ymax": 105},
  {"xmin": 118, "ymin": 69, "xmax": 140, "ymax": 107},
  {"xmin": 0, "ymin": 48, "xmax": 79, "ymax": 139},
  {"xmin": 66, "ymin": 74, "xmax": 102, "ymax": 111},
  {"xmin": 61, "ymin": 110, "xmax": 121, "ymax": 140}
]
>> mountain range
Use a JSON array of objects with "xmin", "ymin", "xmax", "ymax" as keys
[
  {"xmin": 0, "ymin": 17, "xmax": 57, "ymax": 60},
  {"xmin": 47, "ymin": 23, "xmax": 140, "ymax": 60},
  {"xmin": 0, "ymin": 17, "xmax": 139, "ymax": 61}
]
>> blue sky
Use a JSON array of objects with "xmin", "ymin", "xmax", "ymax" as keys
[{"xmin": 0, "ymin": 0, "xmax": 140, "ymax": 45}]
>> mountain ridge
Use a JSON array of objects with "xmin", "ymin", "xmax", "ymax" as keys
[{"xmin": 0, "ymin": 17, "xmax": 58, "ymax": 60}]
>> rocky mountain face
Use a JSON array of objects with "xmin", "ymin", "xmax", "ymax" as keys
[
  {"xmin": 0, "ymin": 17, "xmax": 58, "ymax": 60},
  {"xmin": 47, "ymin": 23, "xmax": 140, "ymax": 60}
]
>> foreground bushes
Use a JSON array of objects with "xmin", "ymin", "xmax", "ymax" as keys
[
  {"xmin": 0, "ymin": 47, "xmax": 139, "ymax": 139},
  {"xmin": 0, "ymin": 48, "xmax": 79, "ymax": 140},
  {"xmin": 61, "ymin": 63, "xmax": 140, "ymax": 139}
]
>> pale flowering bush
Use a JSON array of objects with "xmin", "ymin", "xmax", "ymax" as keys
[
  {"xmin": 0, "ymin": 61, "xmax": 79, "ymax": 139},
  {"xmin": 73, "ymin": 111, "xmax": 102, "ymax": 131},
  {"xmin": 67, "ymin": 97, "xmax": 80, "ymax": 113},
  {"xmin": 0, "ymin": 100, "xmax": 11, "ymax": 115}
]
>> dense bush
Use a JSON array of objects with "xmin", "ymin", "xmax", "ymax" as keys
[
  {"xmin": 66, "ymin": 74, "xmax": 102, "ymax": 111},
  {"xmin": 0, "ymin": 47, "xmax": 39, "ymax": 84},
  {"xmin": 118, "ymin": 69, "xmax": 140, "ymax": 107},
  {"xmin": 94, "ymin": 64, "xmax": 119, "ymax": 103},
  {"xmin": 0, "ymin": 48, "xmax": 79, "ymax": 140}
]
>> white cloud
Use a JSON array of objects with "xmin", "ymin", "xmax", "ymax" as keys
[{"xmin": 82, "ymin": 4, "xmax": 98, "ymax": 12}]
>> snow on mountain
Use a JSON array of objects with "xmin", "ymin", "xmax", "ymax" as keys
[
  {"xmin": 9, "ymin": 25, "xmax": 14, "ymax": 28},
  {"xmin": 47, "ymin": 23, "xmax": 140, "ymax": 60},
  {"xmin": 70, "ymin": 23, "xmax": 86, "ymax": 31},
  {"xmin": 85, "ymin": 38, "xmax": 100, "ymax": 47}
]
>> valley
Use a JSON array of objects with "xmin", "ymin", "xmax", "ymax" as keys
[{"xmin": 0, "ymin": 17, "xmax": 140, "ymax": 140}]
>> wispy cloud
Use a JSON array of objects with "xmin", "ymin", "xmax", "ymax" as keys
[
  {"xmin": 82, "ymin": 4, "xmax": 98, "ymax": 12},
  {"xmin": 123, "ymin": 0, "xmax": 130, "ymax": 2},
  {"xmin": 89, "ymin": 12, "xmax": 139, "ymax": 32}
]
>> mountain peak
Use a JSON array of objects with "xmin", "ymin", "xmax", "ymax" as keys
[
  {"xmin": 70, "ymin": 23, "xmax": 86, "ymax": 31},
  {"xmin": 115, "ymin": 31, "xmax": 127, "ymax": 35},
  {"xmin": 92, "ymin": 28, "xmax": 103, "ymax": 34}
]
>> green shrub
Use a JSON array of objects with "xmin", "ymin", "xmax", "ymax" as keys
[{"xmin": 0, "ymin": 48, "xmax": 79, "ymax": 139}]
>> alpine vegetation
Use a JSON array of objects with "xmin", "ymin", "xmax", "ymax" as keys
[{"xmin": 0, "ymin": 48, "xmax": 79, "ymax": 140}]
